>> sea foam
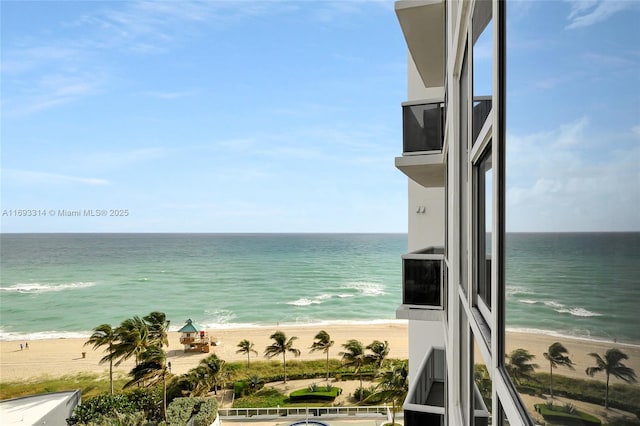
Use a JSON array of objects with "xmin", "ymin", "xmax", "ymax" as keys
[
  {"xmin": 343, "ymin": 281, "xmax": 386, "ymax": 296},
  {"xmin": 0, "ymin": 282, "xmax": 95, "ymax": 294}
]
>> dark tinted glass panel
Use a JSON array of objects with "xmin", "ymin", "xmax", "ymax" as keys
[
  {"xmin": 404, "ymin": 258, "xmax": 441, "ymax": 306},
  {"xmin": 403, "ymin": 103, "xmax": 444, "ymax": 152}
]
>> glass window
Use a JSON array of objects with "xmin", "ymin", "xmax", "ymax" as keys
[
  {"xmin": 473, "ymin": 337, "xmax": 491, "ymax": 426},
  {"xmin": 472, "ymin": 0, "xmax": 493, "ymax": 144},
  {"xmin": 477, "ymin": 148, "xmax": 492, "ymax": 316},
  {"xmin": 459, "ymin": 44, "xmax": 469, "ymax": 297}
]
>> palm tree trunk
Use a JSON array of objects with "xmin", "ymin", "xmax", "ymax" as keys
[
  {"xmin": 326, "ymin": 352, "xmax": 329, "ymax": 381},
  {"xmin": 605, "ymin": 373, "xmax": 610, "ymax": 409},
  {"xmin": 359, "ymin": 370, "xmax": 363, "ymax": 402},
  {"xmin": 162, "ymin": 373, "xmax": 167, "ymax": 421},
  {"xmin": 109, "ymin": 360, "xmax": 113, "ymax": 395},
  {"xmin": 247, "ymin": 352, "xmax": 250, "ymax": 368},
  {"xmin": 392, "ymin": 398, "xmax": 396, "ymax": 425},
  {"xmin": 549, "ymin": 363, "xmax": 554, "ymax": 398},
  {"xmin": 283, "ymin": 352, "xmax": 287, "ymax": 383},
  {"xmin": 109, "ymin": 343, "xmax": 114, "ymax": 395}
]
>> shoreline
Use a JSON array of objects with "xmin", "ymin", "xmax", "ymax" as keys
[
  {"xmin": 2, "ymin": 321, "xmax": 638, "ymax": 348},
  {"xmin": 1, "ymin": 322, "xmax": 639, "ymax": 386}
]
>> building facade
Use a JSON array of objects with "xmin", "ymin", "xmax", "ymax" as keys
[{"xmin": 394, "ymin": 1, "xmax": 532, "ymax": 424}]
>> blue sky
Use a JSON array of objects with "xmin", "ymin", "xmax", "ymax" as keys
[{"xmin": 1, "ymin": 1, "xmax": 638, "ymax": 233}]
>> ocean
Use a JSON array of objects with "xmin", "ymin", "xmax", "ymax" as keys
[{"xmin": 0, "ymin": 233, "xmax": 638, "ymax": 345}]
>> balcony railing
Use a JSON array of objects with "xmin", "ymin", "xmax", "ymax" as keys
[
  {"xmin": 403, "ymin": 102, "xmax": 445, "ymax": 153},
  {"xmin": 402, "ymin": 247, "xmax": 444, "ymax": 309},
  {"xmin": 404, "ymin": 347, "xmax": 446, "ymax": 425},
  {"xmin": 472, "ymin": 96, "xmax": 492, "ymax": 144},
  {"xmin": 403, "ymin": 347, "xmax": 489, "ymax": 426}
]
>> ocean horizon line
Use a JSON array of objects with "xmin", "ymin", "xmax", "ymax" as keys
[{"xmin": 2, "ymin": 231, "xmax": 639, "ymax": 236}]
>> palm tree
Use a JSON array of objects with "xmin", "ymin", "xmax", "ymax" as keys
[
  {"xmin": 124, "ymin": 345, "xmax": 169, "ymax": 421},
  {"xmin": 144, "ymin": 311, "xmax": 170, "ymax": 349},
  {"xmin": 113, "ymin": 316, "xmax": 149, "ymax": 367},
  {"xmin": 84, "ymin": 324, "xmax": 117, "ymax": 395},
  {"xmin": 366, "ymin": 361, "xmax": 408, "ymax": 426},
  {"xmin": 366, "ymin": 340, "xmax": 390, "ymax": 370},
  {"xmin": 198, "ymin": 353, "xmax": 226, "ymax": 395},
  {"xmin": 263, "ymin": 331, "xmax": 301, "ymax": 383},
  {"xmin": 586, "ymin": 348, "xmax": 637, "ymax": 409},
  {"xmin": 310, "ymin": 330, "xmax": 334, "ymax": 381},
  {"xmin": 236, "ymin": 339, "xmax": 258, "ymax": 368},
  {"xmin": 506, "ymin": 348, "xmax": 539, "ymax": 385},
  {"xmin": 543, "ymin": 342, "xmax": 574, "ymax": 398},
  {"xmin": 340, "ymin": 339, "xmax": 367, "ymax": 400}
]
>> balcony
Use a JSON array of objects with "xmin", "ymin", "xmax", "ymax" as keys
[
  {"xmin": 404, "ymin": 348, "xmax": 490, "ymax": 426},
  {"xmin": 395, "ymin": 0, "xmax": 445, "ymax": 88},
  {"xmin": 396, "ymin": 247, "xmax": 444, "ymax": 322},
  {"xmin": 395, "ymin": 101, "xmax": 445, "ymax": 187}
]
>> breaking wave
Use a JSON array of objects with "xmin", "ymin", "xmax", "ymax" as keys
[
  {"xmin": 0, "ymin": 282, "xmax": 95, "ymax": 294},
  {"xmin": 343, "ymin": 281, "xmax": 386, "ymax": 296}
]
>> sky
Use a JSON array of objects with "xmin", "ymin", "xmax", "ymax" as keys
[{"xmin": 1, "ymin": 0, "xmax": 639, "ymax": 233}]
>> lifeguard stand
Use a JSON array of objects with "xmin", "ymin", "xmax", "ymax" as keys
[{"xmin": 178, "ymin": 319, "xmax": 210, "ymax": 353}]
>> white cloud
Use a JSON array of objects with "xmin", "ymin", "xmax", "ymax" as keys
[
  {"xmin": 3, "ymin": 72, "xmax": 105, "ymax": 117},
  {"xmin": 565, "ymin": 0, "xmax": 635, "ymax": 29},
  {"xmin": 2, "ymin": 169, "xmax": 110, "ymax": 186},
  {"xmin": 507, "ymin": 118, "xmax": 640, "ymax": 231}
]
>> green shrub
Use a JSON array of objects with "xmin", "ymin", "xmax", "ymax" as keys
[
  {"xmin": 165, "ymin": 397, "xmax": 217, "ymax": 426},
  {"xmin": 289, "ymin": 386, "xmax": 341, "ymax": 402},
  {"xmin": 72, "ymin": 394, "xmax": 137, "ymax": 424},
  {"xmin": 354, "ymin": 386, "xmax": 374, "ymax": 402},
  {"xmin": 234, "ymin": 381, "xmax": 249, "ymax": 398}
]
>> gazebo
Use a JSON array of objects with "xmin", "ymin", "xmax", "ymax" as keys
[{"xmin": 178, "ymin": 319, "xmax": 210, "ymax": 353}]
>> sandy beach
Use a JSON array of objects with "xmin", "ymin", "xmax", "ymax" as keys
[{"xmin": 1, "ymin": 323, "xmax": 639, "ymax": 386}]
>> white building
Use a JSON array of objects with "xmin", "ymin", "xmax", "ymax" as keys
[
  {"xmin": 394, "ymin": 1, "xmax": 531, "ymax": 424},
  {"xmin": 0, "ymin": 390, "xmax": 81, "ymax": 425}
]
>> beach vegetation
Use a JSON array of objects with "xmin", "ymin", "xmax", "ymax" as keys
[
  {"xmin": 164, "ymin": 397, "xmax": 217, "ymax": 426},
  {"xmin": 70, "ymin": 388, "xmax": 162, "ymax": 425},
  {"xmin": 474, "ymin": 364, "xmax": 492, "ymax": 410},
  {"xmin": 143, "ymin": 312, "xmax": 170, "ymax": 350},
  {"xmin": 236, "ymin": 339, "xmax": 258, "ymax": 368},
  {"xmin": 231, "ymin": 387, "xmax": 287, "ymax": 408},
  {"xmin": 353, "ymin": 385, "xmax": 375, "ymax": 402},
  {"xmin": 364, "ymin": 360, "xmax": 408, "ymax": 425},
  {"xmin": 515, "ymin": 372, "xmax": 640, "ymax": 418},
  {"xmin": 339, "ymin": 339, "xmax": 368, "ymax": 400},
  {"xmin": 113, "ymin": 316, "xmax": 151, "ymax": 367},
  {"xmin": 84, "ymin": 324, "xmax": 118, "ymax": 395},
  {"xmin": 544, "ymin": 342, "xmax": 575, "ymax": 398},
  {"xmin": 366, "ymin": 340, "xmax": 390, "ymax": 370},
  {"xmin": 0, "ymin": 372, "xmax": 129, "ymax": 400},
  {"xmin": 507, "ymin": 348, "xmax": 539, "ymax": 385},
  {"xmin": 534, "ymin": 402, "xmax": 601, "ymax": 425},
  {"xmin": 310, "ymin": 330, "xmax": 334, "ymax": 381},
  {"xmin": 586, "ymin": 348, "xmax": 638, "ymax": 410},
  {"xmin": 289, "ymin": 384, "xmax": 341, "ymax": 402},
  {"xmin": 263, "ymin": 331, "xmax": 301, "ymax": 383},
  {"xmin": 124, "ymin": 346, "xmax": 170, "ymax": 421}
]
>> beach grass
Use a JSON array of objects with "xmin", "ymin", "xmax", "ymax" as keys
[
  {"xmin": 0, "ymin": 358, "xmax": 378, "ymax": 402},
  {"xmin": 0, "ymin": 372, "xmax": 129, "ymax": 400},
  {"xmin": 519, "ymin": 373, "xmax": 640, "ymax": 417}
]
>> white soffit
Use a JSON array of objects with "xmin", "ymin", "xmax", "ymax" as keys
[{"xmin": 395, "ymin": 0, "xmax": 445, "ymax": 88}]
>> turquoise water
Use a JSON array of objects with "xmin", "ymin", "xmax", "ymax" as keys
[{"xmin": 0, "ymin": 233, "xmax": 638, "ymax": 344}]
